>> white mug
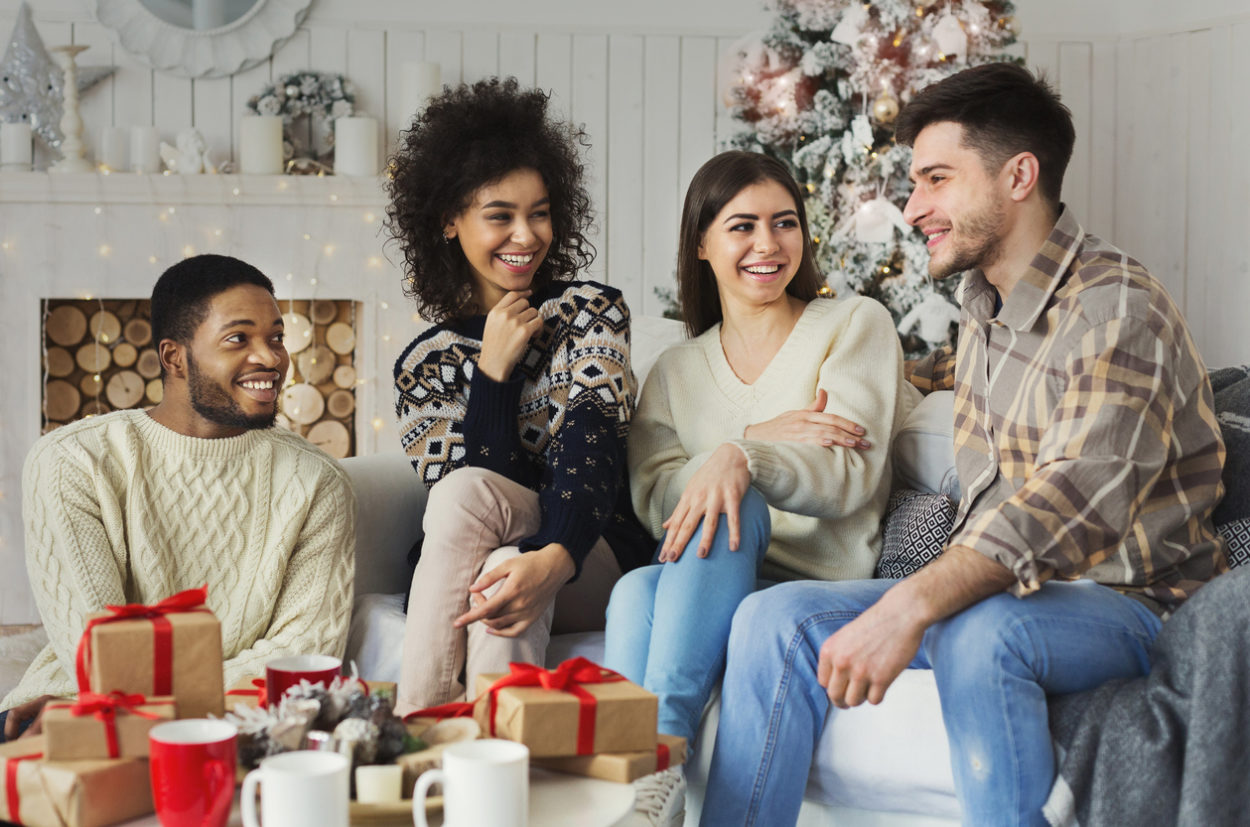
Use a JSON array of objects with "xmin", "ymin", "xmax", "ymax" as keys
[
  {"xmin": 241, "ymin": 750, "xmax": 349, "ymax": 827},
  {"xmin": 413, "ymin": 739, "xmax": 528, "ymax": 827}
]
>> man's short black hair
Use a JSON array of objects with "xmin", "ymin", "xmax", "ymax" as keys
[
  {"xmin": 150, "ymin": 254, "xmax": 276, "ymax": 346},
  {"xmin": 895, "ymin": 63, "xmax": 1075, "ymax": 209}
]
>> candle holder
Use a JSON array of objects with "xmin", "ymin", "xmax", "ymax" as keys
[{"xmin": 50, "ymin": 45, "xmax": 94, "ymax": 174}]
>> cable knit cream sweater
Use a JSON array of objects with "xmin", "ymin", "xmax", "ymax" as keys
[
  {"xmin": 629, "ymin": 296, "xmax": 919, "ymax": 582},
  {"xmin": 3, "ymin": 409, "xmax": 356, "ymax": 709}
]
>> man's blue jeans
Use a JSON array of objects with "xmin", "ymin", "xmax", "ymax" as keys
[
  {"xmin": 604, "ymin": 488, "xmax": 771, "ymax": 745},
  {"xmin": 701, "ymin": 577, "xmax": 1162, "ymax": 826}
]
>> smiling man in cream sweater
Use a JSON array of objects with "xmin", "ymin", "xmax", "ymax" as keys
[{"xmin": 1, "ymin": 255, "xmax": 356, "ymax": 740}]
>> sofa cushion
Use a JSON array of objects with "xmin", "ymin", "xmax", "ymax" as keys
[
  {"xmin": 876, "ymin": 489, "xmax": 956, "ymax": 579},
  {"xmin": 1211, "ymin": 365, "xmax": 1250, "ymax": 526},
  {"xmin": 891, "ymin": 390, "xmax": 960, "ymax": 499}
]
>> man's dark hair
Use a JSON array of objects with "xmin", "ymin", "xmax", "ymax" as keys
[
  {"xmin": 895, "ymin": 63, "xmax": 1075, "ymax": 209},
  {"xmin": 150, "ymin": 254, "xmax": 275, "ymax": 346}
]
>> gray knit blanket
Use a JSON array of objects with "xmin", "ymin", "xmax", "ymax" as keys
[{"xmin": 1044, "ymin": 567, "xmax": 1250, "ymax": 826}]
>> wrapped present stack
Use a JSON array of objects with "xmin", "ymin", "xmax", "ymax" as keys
[
  {"xmin": 0, "ymin": 738, "xmax": 155, "ymax": 827},
  {"xmin": 462, "ymin": 657, "xmax": 687, "ymax": 784},
  {"xmin": 1, "ymin": 586, "xmax": 227, "ymax": 827},
  {"xmin": 75, "ymin": 585, "xmax": 224, "ymax": 719}
]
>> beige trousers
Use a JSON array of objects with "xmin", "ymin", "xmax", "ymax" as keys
[{"xmin": 396, "ymin": 466, "xmax": 622, "ymax": 714}]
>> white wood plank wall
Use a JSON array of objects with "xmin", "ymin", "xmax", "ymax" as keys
[{"xmin": 0, "ymin": 9, "xmax": 1244, "ymax": 363}]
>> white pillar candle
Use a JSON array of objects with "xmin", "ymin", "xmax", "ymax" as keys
[
  {"xmin": 99, "ymin": 126, "xmax": 129, "ymax": 172},
  {"xmin": 130, "ymin": 126, "xmax": 161, "ymax": 173},
  {"xmin": 400, "ymin": 61, "xmax": 441, "ymax": 124},
  {"xmin": 333, "ymin": 116, "xmax": 378, "ymax": 177},
  {"xmin": 0, "ymin": 122, "xmax": 33, "ymax": 170},
  {"xmin": 239, "ymin": 115, "xmax": 284, "ymax": 175},
  {"xmin": 354, "ymin": 764, "xmax": 402, "ymax": 804}
]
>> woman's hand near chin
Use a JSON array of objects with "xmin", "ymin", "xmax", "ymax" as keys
[
  {"xmin": 744, "ymin": 389, "xmax": 871, "ymax": 448},
  {"xmin": 478, "ymin": 290, "xmax": 544, "ymax": 381},
  {"xmin": 659, "ymin": 443, "xmax": 753, "ymax": 562}
]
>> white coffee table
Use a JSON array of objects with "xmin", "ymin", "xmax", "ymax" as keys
[{"xmin": 123, "ymin": 767, "xmax": 634, "ymax": 827}]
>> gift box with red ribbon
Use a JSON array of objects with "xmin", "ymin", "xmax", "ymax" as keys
[
  {"xmin": 42, "ymin": 693, "xmax": 176, "ymax": 761},
  {"xmin": 75, "ymin": 586, "xmax": 224, "ymax": 719},
  {"xmin": 0, "ymin": 737, "xmax": 153, "ymax": 827},
  {"xmin": 533, "ymin": 733, "xmax": 686, "ymax": 783},
  {"xmin": 467, "ymin": 658, "xmax": 657, "ymax": 758}
]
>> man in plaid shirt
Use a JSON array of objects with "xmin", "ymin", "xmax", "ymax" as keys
[{"xmin": 701, "ymin": 63, "xmax": 1228, "ymax": 826}]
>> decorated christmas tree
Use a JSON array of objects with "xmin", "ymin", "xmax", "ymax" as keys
[{"xmin": 725, "ymin": 0, "xmax": 1019, "ymax": 354}]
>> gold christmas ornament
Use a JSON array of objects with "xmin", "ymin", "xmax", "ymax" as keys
[{"xmin": 872, "ymin": 92, "xmax": 900, "ymax": 123}]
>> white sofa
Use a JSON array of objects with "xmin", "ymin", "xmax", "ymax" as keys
[{"xmin": 342, "ymin": 315, "xmax": 962, "ymax": 826}]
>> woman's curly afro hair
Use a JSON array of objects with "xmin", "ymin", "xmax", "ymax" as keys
[{"xmin": 385, "ymin": 76, "xmax": 595, "ymax": 323}]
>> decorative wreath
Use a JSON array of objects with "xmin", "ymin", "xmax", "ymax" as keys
[{"xmin": 246, "ymin": 71, "xmax": 356, "ymax": 169}]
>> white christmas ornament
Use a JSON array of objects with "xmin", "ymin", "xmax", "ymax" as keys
[
  {"xmin": 898, "ymin": 288, "xmax": 962, "ymax": 349},
  {"xmin": 932, "ymin": 14, "xmax": 969, "ymax": 61},
  {"xmin": 159, "ymin": 128, "xmax": 214, "ymax": 174},
  {"xmin": 830, "ymin": 3, "xmax": 870, "ymax": 47},
  {"xmin": 851, "ymin": 196, "xmax": 909, "ymax": 244}
]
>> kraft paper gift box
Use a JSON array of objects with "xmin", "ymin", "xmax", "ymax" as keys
[
  {"xmin": 42, "ymin": 694, "xmax": 176, "ymax": 761},
  {"xmin": 0, "ymin": 737, "xmax": 154, "ymax": 827},
  {"xmin": 533, "ymin": 733, "xmax": 687, "ymax": 783},
  {"xmin": 76, "ymin": 588, "xmax": 225, "ymax": 719},
  {"xmin": 472, "ymin": 659, "xmax": 658, "ymax": 758}
]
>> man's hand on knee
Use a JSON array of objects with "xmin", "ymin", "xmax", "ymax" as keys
[
  {"xmin": 4, "ymin": 695, "xmax": 56, "ymax": 739},
  {"xmin": 817, "ymin": 594, "xmax": 925, "ymax": 709}
]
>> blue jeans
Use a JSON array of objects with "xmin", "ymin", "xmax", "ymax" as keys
[
  {"xmin": 604, "ymin": 488, "xmax": 771, "ymax": 745},
  {"xmin": 701, "ymin": 578, "xmax": 1163, "ymax": 827}
]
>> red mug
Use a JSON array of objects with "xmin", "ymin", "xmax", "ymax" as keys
[
  {"xmin": 149, "ymin": 719, "xmax": 237, "ymax": 827},
  {"xmin": 265, "ymin": 654, "xmax": 341, "ymax": 708}
]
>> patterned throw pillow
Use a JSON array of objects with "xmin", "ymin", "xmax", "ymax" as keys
[
  {"xmin": 1219, "ymin": 517, "xmax": 1250, "ymax": 569},
  {"xmin": 875, "ymin": 488, "xmax": 956, "ymax": 579}
]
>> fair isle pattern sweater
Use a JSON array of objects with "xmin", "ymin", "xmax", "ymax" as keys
[
  {"xmin": 3, "ymin": 409, "xmax": 356, "ymax": 709},
  {"xmin": 394, "ymin": 280, "xmax": 652, "ymax": 576},
  {"xmin": 629, "ymin": 297, "xmax": 919, "ymax": 583}
]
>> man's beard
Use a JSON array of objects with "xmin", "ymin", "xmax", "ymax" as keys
[
  {"xmin": 186, "ymin": 351, "xmax": 277, "ymax": 431},
  {"xmin": 929, "ymin": 197, "xmax": 1006, "ymax": 280}
]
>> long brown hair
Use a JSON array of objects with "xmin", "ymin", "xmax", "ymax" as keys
[{"xmin": 676, "ymin": 151, "xmax": 823, "ymax": 337}]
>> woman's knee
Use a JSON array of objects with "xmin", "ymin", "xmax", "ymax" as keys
[
  {"xmin": 606, "ymin": 565, "xmax": 662, "ymax": 623},
  {"xmin": 738, "ymin": 487, "xmax": 771, "ymax": 544},
  {"xmin": 422, "ymin": 467, "xmax": 511, "ymax": 534}
]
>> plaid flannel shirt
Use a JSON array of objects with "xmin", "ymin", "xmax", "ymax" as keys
[{"xmin": 910, "ymin": 208, "xmax": 1227, "ymax": 614}]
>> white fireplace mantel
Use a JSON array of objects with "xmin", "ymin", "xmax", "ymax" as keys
[
  {"xmin": 0, "ymin": 170, "xmax": 390, "ymax": 207},
  {"xmin": 0, "ymin": 172, "xmax": 416, "ymax": 623}
]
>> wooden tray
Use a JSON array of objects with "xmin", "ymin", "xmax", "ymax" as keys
[{"xmin": 350, "ymin": 796, "xmax": 440, "ymax": 825}]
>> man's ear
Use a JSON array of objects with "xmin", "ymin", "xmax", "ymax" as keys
[
  {"xmin": 159, "ymin": 339, "xmax": 187, "ymax": 380},
  {"xmin": 1004, "ymin": 152, "xmax": 1041, "ymax": 203}
]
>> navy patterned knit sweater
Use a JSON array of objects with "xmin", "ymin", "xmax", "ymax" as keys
[{"xmin": 393, "ymin": 280, "xmax": 653, "ymax": 577}]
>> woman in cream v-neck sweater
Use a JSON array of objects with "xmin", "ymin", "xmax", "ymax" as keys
[{"xmin": 604, "ymin": 152, "xmax": 917, "ymax": 765}]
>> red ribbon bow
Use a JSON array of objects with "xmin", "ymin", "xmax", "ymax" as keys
[
  {"xmin": 409, "ymin": 657, "xmax": 625, "ymax": 756},
  {"xmin": 226, "ymin": 678, "xmax": 268, "ymax": 708},
  {"xmin": 4, "ymin": 751, "xmax": 42, "ymax": 822},
  {"xmin": 74, "ymin": 585, "xmax": 210, "ymax": 696},
  {"xmin": 48, "ymin": 691, "xmax": 172, "ymax": 758}
]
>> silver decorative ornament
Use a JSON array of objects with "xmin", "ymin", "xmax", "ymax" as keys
[{"xmin": 0, "ymin": 2, "xmax": 113, "ymax": 148}]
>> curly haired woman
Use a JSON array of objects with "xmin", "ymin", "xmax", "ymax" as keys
[{"xmin": 387, "ymin": 77, "xmax": 652, "ymax": 714}]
